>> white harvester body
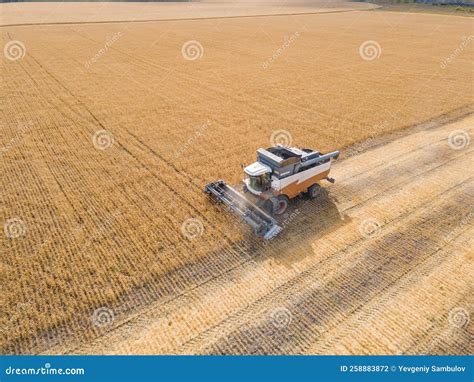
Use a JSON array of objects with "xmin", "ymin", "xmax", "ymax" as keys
[{"xmin": 205, "ymin": 145, "xmax": 339, "ymax": 240}]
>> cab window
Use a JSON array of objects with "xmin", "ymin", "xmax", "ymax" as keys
[{"xmin": 249, "ymin": 174, "xmax": 270, "ymax": 191}]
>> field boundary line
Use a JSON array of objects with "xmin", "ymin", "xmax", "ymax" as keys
[
  {"xmin": 371, "ymin": 5, "xmax": 474, "ymax": 19},
  {"xmin": 0, "ymin": 9, "xmax": 370, "ymax": 28},
  {"xmin": 340, "ymin": 105, "xmax": 473, "ymax": 162}
]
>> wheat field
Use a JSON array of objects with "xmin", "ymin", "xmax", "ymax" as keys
[{"xmin": 1, "ymin": 6, "xmax": 473, "ymax": 354}]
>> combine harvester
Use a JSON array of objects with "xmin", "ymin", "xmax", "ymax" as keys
[{"xmin": 205, "ymin": 145, "xmax": 339, "ymax": 240}]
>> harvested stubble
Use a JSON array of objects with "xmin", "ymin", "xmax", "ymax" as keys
[{"xmin": 1, "ymin": 9, "xmax": 473, "ymax": 354}]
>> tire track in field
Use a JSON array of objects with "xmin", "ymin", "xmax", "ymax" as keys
[
  {"xmin": 308, "ymin": 235, "xmax": 472, "ymax": 355},
  {"xmin": 406, "ymin": 293, "xmax": 473, "ymax": 355},
  {"xmin": 205, "ymin": 183, "xmax": 473, "ymax": 355},
  {"xmin": 178, "ymin": 171, "xmax": 472, "ymax": 354}
]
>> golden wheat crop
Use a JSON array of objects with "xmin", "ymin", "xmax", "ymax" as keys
[{"xmin": 1, "ymin": 7, "xmax": 473, "ymax": 354}]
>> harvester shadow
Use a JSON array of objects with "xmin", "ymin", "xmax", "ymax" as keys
[{"xmin": 246, "ymin": 189, "xmax": 349, "ymax": 267}]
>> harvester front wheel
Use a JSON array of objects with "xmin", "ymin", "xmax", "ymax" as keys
[
  {"xmin": 275, "ymin": 195, "xmax": 289, "ymax": 215},
  {"xmin": 307, "ymin": 183, "xmax": 321, "ymax": 198}
]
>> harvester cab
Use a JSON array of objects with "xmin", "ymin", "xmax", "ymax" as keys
[
  {"xmin": 205, "ymin": 145, "xmax": 339, "ymax": 240},
  {"xmin": 243, "ymin": 162, "xmax": 272, "ymax": 193}
]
